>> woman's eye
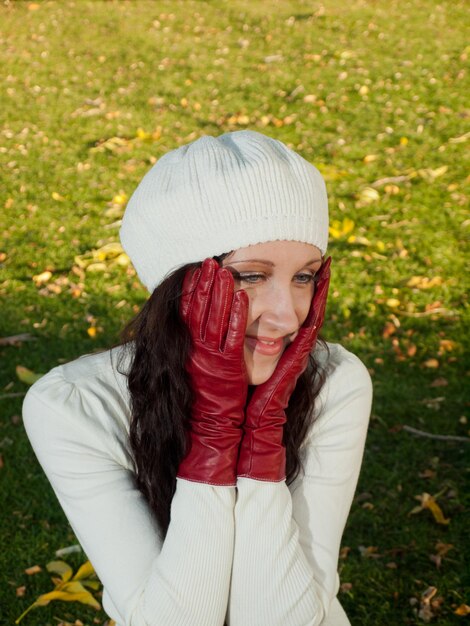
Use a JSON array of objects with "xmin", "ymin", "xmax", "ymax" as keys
[
  {"xmin": 295, "ymin": 273, "xmax": 316, "ymax": 284},
  {"xmin": 236, "ymin": 273, "xmax": 265, "ymax": 284}
]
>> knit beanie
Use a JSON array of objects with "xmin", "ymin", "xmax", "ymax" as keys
[{"xmin": 120, "ymin": 130, "xmax": 328, "ymax": 292}]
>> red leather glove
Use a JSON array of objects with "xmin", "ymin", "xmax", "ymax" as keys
[
  {"xmin": 237, "ymin": 256, "xmax": 331, "ymax": 482},
  {"xmin": 177, "ymin": 258, "xmax": 249, "ymax": 486}
]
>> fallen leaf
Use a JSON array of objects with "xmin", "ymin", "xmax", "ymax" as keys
[
  {"xmin": 382, "ymin": 321, "xmax": 397, "ymax": 338},
  {"xmin": 418, "ymin": 586, "xmax": 441, "ymax": 623},
  {"xmin": 0, "ymin": 334, "xmax": 36, "ymax": 346},
  {"xmin": 358, "ymin": 545, "xmax": 381, "ymax": 558},
  {"xmin": 16, "ymin": 560, "xmax": 101, "ymax": 624},
  {"xmin": 25, "ymin": 565, "xmax": 42, "ymax": 575},
  {"xmin": 16, "ymin": 586, "xmax": 26, "ymax": 597},
  {"xmin": 435, "ymin": 541, "xmax": 453, "ymax": 557},
  {"xmin": 347, "ymin": 234, "xmax": 371, "ymax": 246},
  {"xmin": 316, "ymin": 163, "xmax": 348, "ymax": 181},
  {"xmin": 32, "ymin": 271, "xmax": 52, "ymax": 286},
  {"xmin": 407, "ymin": 276, "xmax": 443, "ymax": 289},
  {"xmin": 339, "ymin": 546, "xmax": 351, "ymax": 559},
  {"xmin": 423, "ymin": 358, "xmax": 439, "ymax": 369},
  {"xmin": 46, "ymin": 561, "xmax": 73, "ymax": 582},
  {"xmin": 419, "ymin": 469, "xmax": 436, "ymax": 479},
  {"xmin": 16, "ymin": 366, "xmax": 43, "ymax": 385},
  {"xmin": 357, "ymin": 187, "xmax": 380, "ymax": 204},
  {"xmin": 410, "ymin": 493, "xmax": 450, "ymax": 525},
  {"xmin": 454, "ymin": 604, "xmax": 470, "ymax": 616},
  {"xmin": 430, "ymin": 377, "xmax": 448, "ymax": 387},
  {"xmin": 417, "ymin": 165, "xmax": 448, "ymax": 182},
  {"xmin": 438, "ymin": 339, "xmax": 457, "ymax": 354},
  {"xmin": 329, "ymin": 218, "xmax": 355, "ymax": 239}
]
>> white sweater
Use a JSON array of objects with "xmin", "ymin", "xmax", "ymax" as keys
[{"xmin": 22, "ymin": 342, "xmax": 372, "ymax": 626}]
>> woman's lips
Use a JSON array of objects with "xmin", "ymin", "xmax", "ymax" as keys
[{"xmin": 245, "ymin": 335, "xmax": 285, "ymax": 356}]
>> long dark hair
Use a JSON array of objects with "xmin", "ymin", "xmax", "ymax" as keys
[{"xmin": 117, "ymin": 261, "xmax": 327, "ymax": 540}]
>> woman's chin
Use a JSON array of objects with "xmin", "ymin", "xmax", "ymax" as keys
[{"xmin": 245, "ymin": 359, "xmax": 278, "ymax": 386}]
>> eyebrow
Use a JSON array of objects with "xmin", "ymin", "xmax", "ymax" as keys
[{"xmin": 226, "ymin": 257, "xmax": 322, "ymax": 266}]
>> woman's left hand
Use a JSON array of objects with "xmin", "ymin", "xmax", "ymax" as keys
[{"xmin": 237, "ymin": 257, "xmax": 331, "ymax": 482}]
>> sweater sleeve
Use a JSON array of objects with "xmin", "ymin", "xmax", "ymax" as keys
[
  {"xmin": 227, "ymin": 347, "xmax": 372, "ymax": 626},
  {"xmin": 22, "ymin": 364, "xmax": 235, "ymax": 626}
]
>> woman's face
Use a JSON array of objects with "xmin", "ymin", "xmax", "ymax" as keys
[{"xmin": 222, "ymin": 240, "xmax": 323, "ymax": 385}]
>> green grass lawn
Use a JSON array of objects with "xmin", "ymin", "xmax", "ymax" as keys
[{"xmin": 1, "ymin": 0, "xmax": 469, "ymax": 624}]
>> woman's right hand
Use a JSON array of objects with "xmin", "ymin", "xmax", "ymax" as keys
[{"xmin": 177, "ymin": 258, "xmax": 249, "ymax": 486}]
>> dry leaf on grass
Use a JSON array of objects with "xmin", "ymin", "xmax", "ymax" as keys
[{"xmin": 16, "ymin": 560, "xmax": 101, "ymax": 624}]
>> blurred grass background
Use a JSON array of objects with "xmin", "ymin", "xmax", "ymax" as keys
[{"xmin": 1, "ymin": 0, "xmax": 469, "ymax": 624}]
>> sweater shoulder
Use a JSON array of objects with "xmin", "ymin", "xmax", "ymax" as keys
[
  {"xmin": 310, "ymin": 342, "xmax": 373, "ymax": 432},
  {"xmin": 22, "ymin": 346, "xmax": 133, "ymax": 463}
]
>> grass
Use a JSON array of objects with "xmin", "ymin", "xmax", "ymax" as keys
[{"xmin": 1, "ymin": 0, "xmax": 469, "ymax": 624}]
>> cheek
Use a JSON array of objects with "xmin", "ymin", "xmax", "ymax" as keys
[{"xmin": 296, "ymin": 288, "xmax": 315, "ymax": 324}]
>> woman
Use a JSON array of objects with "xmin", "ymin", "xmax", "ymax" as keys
[{"xmin": 23, "ymin": 130, "xmax": 373, "ymax": 626}]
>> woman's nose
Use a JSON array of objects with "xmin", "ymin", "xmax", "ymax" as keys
[{"xmin": 257, "ymin": 286, "xmax": 300, "ymax": 336}]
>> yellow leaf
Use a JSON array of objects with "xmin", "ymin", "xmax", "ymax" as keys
[
  {"xmin": 81, "ymin": 579, "xmax": 101, "ymax": 590},
  {"xmin": 357, "ymin": 187, "xmax": 380, "ymax": 204},
  {"xmin": 411, "ymin": 493, "xmax": 450, "ymax": 525},
  {"xmin": 36, "ymin": 584, "xmax": 100, "ymax": 609},
  {"xmin": 136, "ymin": 127, "xmax": 150, "ymax": 140},
  {"xmin": 51, "ymin": 192, "xmax": 65, "ymax": 201},
  {"xmin": 386, "ymin": 298, "xmax": 400, "ymax": 308},
  {"xmin": 363, "ymin": 154, "xmax": 378, "ymax": 163},
  {"xmin": 87, "ymin": 327, "xmax": 97, "ymax": 338},
  {"xmin": 115, "ymin": 253, "xmax": 130, "ymax": 267},
  {"xmin": 73, "ymin": 560, "xmax": 95, "ymax": 580},
  {"xmin": 15, "ymin": 560, "xmax": 102, "ymax": 624},
  {"xmin": 417, "ymin": 165, "xmax": 448, "ymax": 182},
  {"xmin": 96, "ymin": 242, "xmax": 124, "ymax": 260},
  {"xmin": 86, "ymin": 262, "xmax": 107, "ymax": 272},
  {"xmin": 16, "ymin": 366, "xmax": 43, "ymax": 385},
  {"xmin": 423, "ymin": 358, "xmax": 439, "ymax": 368},
  {"xmin": 455, "ymin": 604, "xmax": 470, "ymax": 616},
  {"xmin": 32, "ymin": 270, "xmax": 52, "ymax": 285},
  {"xmin": 347, "ymin": 235, "xmax": 371, "ymax": 246},
  {"xmin": 46, "ymin": 560, "xmax": 73, "ymax": 582},
  {"xmin": 407, "ymin": 276, "xmax": 443, "ymax": 289},
  {"xmin": 316, "ymin": 163, "xmax": 348, "ymax": 181},
  {"xmin": 112, "ymin": 193, "xmax": 128, "ymax": 205},
  {"xmin": 400, "ymin": 136, "xmax": 408, "ymax": 145},
  {"xmin": 329, "ymin": 218, "xmax": 355, "ymax": 239},
  {"xmin": 24, "ymin": 565, "xmax": 42, "ymax": 575},
  {"xmin": 425, "ymin": 496, "xmax": 450, "ymax": 525}
]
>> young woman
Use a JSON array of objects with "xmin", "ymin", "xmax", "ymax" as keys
[{"xmin": 23, "ymin": 130, "xmax": 373, "ymax": 626}]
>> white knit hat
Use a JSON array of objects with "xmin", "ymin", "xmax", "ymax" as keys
[{"xmin": 120, "ymin": 130, "xmax": 328, "ymax": 292}]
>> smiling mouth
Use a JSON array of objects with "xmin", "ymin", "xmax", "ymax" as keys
[{"xmin": 244, "ymin": 336, "xmax": 285, "ymax": 356}]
